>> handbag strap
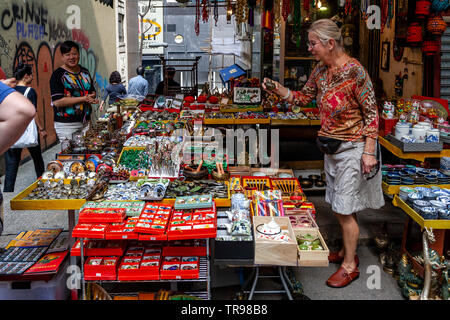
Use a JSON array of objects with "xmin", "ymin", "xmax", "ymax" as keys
[{"xmin": 24, "ymin": 87, "xmax": 31, "ymax": 98}]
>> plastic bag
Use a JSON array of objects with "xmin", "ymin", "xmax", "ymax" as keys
[{"xmin": 11, "ymin": 119, "xmax": 38, "ymax": 149}]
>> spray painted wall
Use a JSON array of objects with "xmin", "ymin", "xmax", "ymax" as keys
[{"xmin": 0, "ymin": 0, "xmax": 117, "ymax": 150}]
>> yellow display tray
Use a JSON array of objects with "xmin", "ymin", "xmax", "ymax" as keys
[
  {"xmin": 270, "ymin": 118, "xmax": 310, "ymax": 126},
  {"xmin": 220, "ymin": 105, "xmax": 263, "ymax": 113},
  {"xmin": 392, "ymin": 195, "xmax": 450, "ymax": 229},
  {"xmin": 309, "ymin": 120, "xmax": 321, "ymax": 126},
  {"xmin": 203, "ymin": 116, "xmax": 234, "ymax": 125},
  {"xmin": 234, "ymin": 118, "xmax": 271, "ymax": 125},
  {"xmin": 10, "ymin": 179, "xmax": 86, "ymax": 211},
  {"xmin": 379, "ymin": 135, "xmax": 450, "ymax": 162},
  {"xmin": 382, "ymin": 181, "xmax": 450, "ymax": 195}
]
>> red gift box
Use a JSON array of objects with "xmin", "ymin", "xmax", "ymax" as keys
[
  {"xmin": 105, "ymin": 217, "xmax": 139, "ymax": 240},
  {"xmin": 78, "ymin": 208, "xmax": 126, "ymax": 224},
  {"xmin": 160, "ymin": 260, "xmax": 199, "ymax": 280},
  {"xmin": 72, "ymin": 223, "xmax": 108, "ymax": 239},
  {"xmin": 70, "ymin": 240, "xmax": 89, "ymax": 256},
  {"xmin": 71, "ymin": 240, "xmax": 126, "ymax": 257},
  {"xmin": 162, "ymin": 245, "xmax": 208, "ymax": 257},
  {"xmin": 133, "ymin": 203, "xmax": 173, "ymax": 235},
  {"xmin": 117, "ymin": 247, "xmax": 161, "ymax": 281},
  {"xmin": 379, "ymin": 117, "xmax": 399, "ymax": 137},
  {"xmin": 84, "ymin": 256, "xmax": 119, "ymax": 281}
]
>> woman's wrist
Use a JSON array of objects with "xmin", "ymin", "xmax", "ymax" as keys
[
  {"xmin": 281, "ymin": 89, "xmax": 291, "ymax": 100},
  {"xmin": 362, "ymin": 151, "xmax": 376, "ymax": 157}
]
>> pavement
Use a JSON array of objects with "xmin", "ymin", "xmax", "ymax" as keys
[{"xmin": 0, "ymin": 144, "xmax": 407, "ymax": 300}]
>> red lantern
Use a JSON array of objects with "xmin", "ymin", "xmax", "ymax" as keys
[
  {"xmin": 407, "ymin": 23, "xmax": 423, "ymax": 45},
  {"xmin": 415, "ymin": 0, "xmax": 431, "ymax": 19},
  {"xmin": 427, "ymin": 15, "xmax": 447, "ymax": 36},
  {"xmin": 422, "ymin": 40, "xmax": 440, "ymax": 55}
]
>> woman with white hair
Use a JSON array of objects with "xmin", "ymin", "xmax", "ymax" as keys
[{"xmin": 263, "ymin": 19, "xmax": 384, "ymax": 288}]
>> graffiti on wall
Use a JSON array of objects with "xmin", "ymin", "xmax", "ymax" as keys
[{"xmin": 0, "ymin": 1, "xmax": 110, "ymax": 149}]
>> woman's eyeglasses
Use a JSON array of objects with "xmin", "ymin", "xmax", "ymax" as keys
[{"xmin": 307, "ymin": 41, "xmax": 320, "ymax": 48}]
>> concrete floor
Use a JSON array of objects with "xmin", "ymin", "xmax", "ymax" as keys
[{"xmin": 0, "ymin": 144, "xmax": 407, "ymax": 300}]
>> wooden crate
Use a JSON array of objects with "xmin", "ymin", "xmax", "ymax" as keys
[
  {"xmin": 294, "ymin": 229, "xmax": 329, "ymax": 267},
  {"xmin": 253, "ymin": 216, "xmax": 298, "ymax": 266},
  {"xmin": 10, "ymin": 179, "xmax": 86, "ymax": 211},
  {"xmin": 251, "ymin": 168, "xmax": 294, "ymax": 178},
  {"xmin": 228, "ymin": 166, "xmax": 251, "ymax": 176}
]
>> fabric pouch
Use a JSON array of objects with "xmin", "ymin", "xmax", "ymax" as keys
[{"xmin": 316, "ymin": 136, "xmax": 343, "ymax": 155}]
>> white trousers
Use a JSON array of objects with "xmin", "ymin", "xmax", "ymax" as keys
[{"xmin": 54, "ymin": 122, "xmax": 84, "ymax": 151}]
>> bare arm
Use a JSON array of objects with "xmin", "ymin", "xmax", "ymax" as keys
[
  {"xmin": 0, "ymin": 92, "xmax": 36, "ymax": 154},
  {"xmin": 52, "ymin": 95, "xmax": 92, "ymax": 108}
]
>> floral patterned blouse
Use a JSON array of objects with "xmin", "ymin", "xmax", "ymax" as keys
[{"xmin": 291, "ymin": 58, "xmax": 379, "ymax": 141}]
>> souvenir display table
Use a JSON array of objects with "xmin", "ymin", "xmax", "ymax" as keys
[{"xmin": 6, "ymin": 89, "xmax": 329, "ymax": 300}]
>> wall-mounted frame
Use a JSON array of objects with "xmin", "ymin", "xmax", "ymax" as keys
[{"xmin": 381, "ymin": 41, "xmax": 390, "ymax": 71}]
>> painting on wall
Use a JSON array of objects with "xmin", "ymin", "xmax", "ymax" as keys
[{"xmin": 381, "ymin": 41, "xmax": 390, "ymax": 71}]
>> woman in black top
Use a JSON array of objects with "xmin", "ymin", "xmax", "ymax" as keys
[
  {"xmin": 99, "ymin": 71, "xmax": 127, "ymax": 111},
  {"xmin": 3, "ymin": 63, "xmax": 46, "ymax": 192},
  {"xmin": 50, "ymin": 41, "xmax": 98, "ymax": 150}
]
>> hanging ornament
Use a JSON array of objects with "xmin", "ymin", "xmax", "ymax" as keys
[
  {"xmin": 202, "ymin": 0, "xmax": 209, "ymax": 23},
  {"xmin": 282, "ymin": 0, "xmax": 291, "ymax": 21},
  {"xmin": 226, "ymin": 0, "xmax": 232, "ymax": 23},
  {"xmin": 293, "ymin": 0, "xmax": 301, "ymax": 48},
  {"xmin": 304, "ymin": 0, "xmax": 310, "ymax": 11},
  {"xmin": 274, "ymin": 0, "xmax": 281, "ymax": 31},
  {"xmin": 345, "ymin": 0, "xmax": 352, "ymax": 15},
  {"xmin": 213, "ymin": 0, "xmax": 219, "ymax": 26},
  {"xmin": 236, "ymin": 0, "xmax": 246, "ymax": 24},
  {"xmin": 427, "ymin": 14, "xmax": 447, "ymax": 36},
  {"xmin": 387, "ymin": 0, "xmax": 394, "ymax": 28},
  {"xmin": 248, "ymin": 0, "xmax": 257, "ymax": 27},
  {"xmin": 431, "ymin": 0, "xmax": 449, "ymax": 13},
  {"xmin": 195, "ymin": 0, "xmax": 200, "ymax": 35},
  {"xmin": 360, "ymin": 0, "xmax": 370, "ymax": 22},
  {"xmin": 381, "ymin": 0, "xmax": 389, "ymax": 31}
]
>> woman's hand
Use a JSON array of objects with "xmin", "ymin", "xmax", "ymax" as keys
[
  {"xmin": 1, "ymin": 78, "xmax": 17, "ymax": 88},
  {"xmin": 262, "ymin": 78, "xmax": 289, "ymax": 98},
  {"xmin": 39, "ymin": 129, "xmax": 47, "ymax": 139},
  {"xmin": 361, "ymin": 153, "xmax": 377, "ymax": 174}
]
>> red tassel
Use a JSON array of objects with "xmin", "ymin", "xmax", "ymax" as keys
[{"xmin": 303, "ymin": 0, "xmax": 310, "ymax": 11}]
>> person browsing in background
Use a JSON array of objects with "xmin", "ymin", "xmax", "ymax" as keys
[
  {"xmin": 50, "ymin": 40, "xmax": 98, "ymax": 151},
  {"xmin": 263, "ymin": 19, "xmax": 384, "ymax": 288},
  {"xmin": 128, "ymin": 66, "xmax": 149, "ymax": 97},
  {"xmin": 0, "ymin": 78, "xmax": 36, "ymax": 235},
  {"xmin": 99, "ymin": 71, "xmax": 127, "ymax": 111},
  {"xmin": 3, "ymin": 63, "xmax": 46, "ymax": 193},
  {"xmin": 155, "ymin": 67, "xmax": 181, "ymax": 95}
]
